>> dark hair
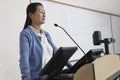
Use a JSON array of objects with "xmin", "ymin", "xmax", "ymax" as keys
[{"xmin": 23, "ymin": 2, "xmax": 43, "ymax": 30}]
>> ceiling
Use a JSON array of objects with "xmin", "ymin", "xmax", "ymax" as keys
[{"xmin": 48, "ymin": 0, "xmax": 120, "ymax": 16}]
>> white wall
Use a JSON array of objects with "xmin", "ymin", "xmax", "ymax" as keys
[{"xmin": 0, "ymin": 0, "xmax": 29, "ymax": 80}]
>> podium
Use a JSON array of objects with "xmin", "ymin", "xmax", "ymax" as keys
[{"xmin": 73, "ymin": 54, "xmax": 120, "ymax": 80}]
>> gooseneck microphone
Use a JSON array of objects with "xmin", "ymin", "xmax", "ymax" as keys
[{"xmin": 54, "ymin": 23, "xmax": 87, "ymax": 61}]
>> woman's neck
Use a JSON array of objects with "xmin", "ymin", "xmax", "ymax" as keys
[{"xmin": 31, "ymin": 23, "xmax": 42, "ymax": 33}]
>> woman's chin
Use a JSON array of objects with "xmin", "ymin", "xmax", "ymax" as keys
[
  {"xmin": 38, "ymin": 21, "xmax": 45, "ymax": 25},
  {"xmin": 41, "ymin": 21, "xmax": 45, "ymax": 24}
]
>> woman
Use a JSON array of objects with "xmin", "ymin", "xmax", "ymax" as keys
[{"xmin": 19, "ymin": 2, "xmax": 71, "ymax": 80}]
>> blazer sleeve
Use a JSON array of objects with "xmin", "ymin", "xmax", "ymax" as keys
[{"xmin": 19, "ymin": 31, "xmax": 31, "ymax": 79}]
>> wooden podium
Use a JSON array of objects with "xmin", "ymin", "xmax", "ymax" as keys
[{"xmin": 73, "ymin": 54, "xmax": 120, "ymax": 80}]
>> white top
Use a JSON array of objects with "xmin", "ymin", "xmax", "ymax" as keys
[{"xmin": 29, "ymin": 26, "xmax": 53, "ymax": 68}]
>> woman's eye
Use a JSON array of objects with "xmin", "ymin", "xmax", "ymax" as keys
[{"xmin": 39, "ymin": 10, "xmax": 45, "ymax": 13}]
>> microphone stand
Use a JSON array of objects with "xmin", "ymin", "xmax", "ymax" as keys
[{"xmin": 54, "ymin": 24, "xmax": 88, "ymax": 62}]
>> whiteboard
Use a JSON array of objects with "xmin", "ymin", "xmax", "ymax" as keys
[
  {"xmin": 111, "ymin": 16, "xmax": 120, "ymax": 54},
  {"xmin": 34, "ymin": 1, "xmax": 116, "ymax": 60}
]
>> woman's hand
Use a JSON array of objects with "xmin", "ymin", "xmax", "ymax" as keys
[{"xmin": 24, "ymin": 78, "xmax": 32, "ymax": 80}]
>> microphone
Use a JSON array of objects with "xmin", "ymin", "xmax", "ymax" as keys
[{"xmin": 54, "ymin": 23, "xmax": 88, "ymax": 62}]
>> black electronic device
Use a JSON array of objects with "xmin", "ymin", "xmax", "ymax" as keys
[
  {"xmin": 39, "ymin": 47, "xmax": 78, "ymax": 77},
  {"xmin": 93, "ymin": 31, "xmax": 102, "ymax": 45},
  {"xmin": 62, "ymin": 48, "xmax": 103, "ymax": 73},
  {"xmin": 93, "ymin": 31, "xmax": 115, "ymax": 54}
]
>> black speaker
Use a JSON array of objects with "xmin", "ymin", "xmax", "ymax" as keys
[{"xmin": 93, "ymin": 31, "xmax": 102, "ymax": 45}]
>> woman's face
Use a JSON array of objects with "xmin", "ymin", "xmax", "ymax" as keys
[{"xmin": 30, "ymin": 5, "xmax": 45, "ymax": 25}]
